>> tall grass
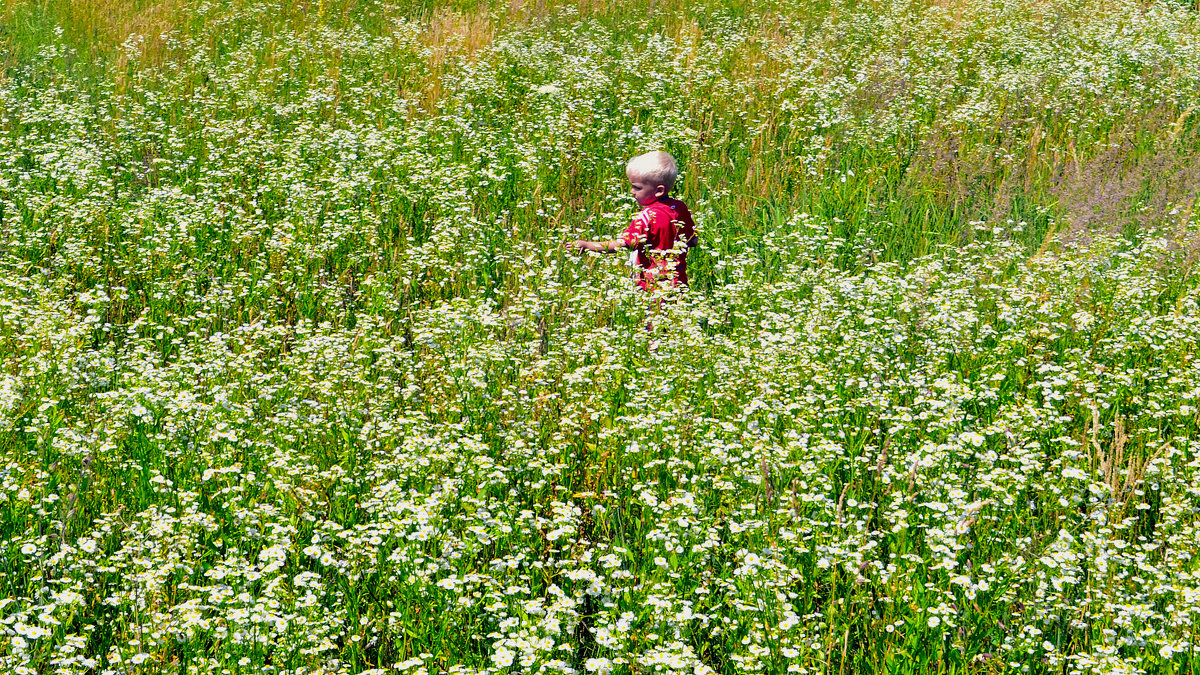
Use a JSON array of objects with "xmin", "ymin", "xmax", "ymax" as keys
[{"xmin": 0, "ymin": 0, "xmax": 1199, "ymax": 673}]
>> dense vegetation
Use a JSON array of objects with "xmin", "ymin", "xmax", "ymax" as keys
[{"xmin": 1, "ymin": 0, "xmax": 1199, "ymax": 673}]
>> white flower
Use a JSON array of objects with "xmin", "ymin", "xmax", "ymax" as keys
[
  {"xmin": 492, "ymin": 648, "xmax": 515, "ymax": 668},
  {"xmin": 585, "ymin": 658, "xmax": 613, "ymax": 674},
  {"xmin": 1061, "ymin": 466, "xmax": 1087, "ymax": 480},
  {"xmin": 14, "ymin": 623, "xmax": 50, "ymax": 639},
  {"xmin": 53, "ymin": 590, "xmax": 84, "ymax": 605}
]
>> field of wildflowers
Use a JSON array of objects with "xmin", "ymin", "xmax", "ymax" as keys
[{"xmin": 2, "ymin": 0, "xmax": 1200, "ymax": 673}]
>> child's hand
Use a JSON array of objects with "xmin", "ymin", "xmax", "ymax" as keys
[{"xmin": 569, "ymin": 240, "xmax": 588, "ymax": 253}]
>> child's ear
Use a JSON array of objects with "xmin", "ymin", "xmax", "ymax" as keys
[{"xmin": 654, "ymin": 184, "xmax": 666, "ymax": 198}]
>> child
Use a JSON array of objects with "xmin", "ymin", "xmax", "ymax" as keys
[{"xmin": 572, "ymin": 151, "xmax": 698, "ymax": 290}]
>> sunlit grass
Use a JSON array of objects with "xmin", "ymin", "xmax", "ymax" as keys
[{"xmin": 0, "ymin": 0, "xmax": 1199, "ymax": 673}]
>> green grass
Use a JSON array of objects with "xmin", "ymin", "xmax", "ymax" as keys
[{"xmin": 0, "ymin": 0, "xmax": 1199, "ymax": 673}]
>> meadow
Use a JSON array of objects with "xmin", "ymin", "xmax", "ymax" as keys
[{"xmin": 2, "ymin": 0, "xmax": 1200, "ymax": 673}]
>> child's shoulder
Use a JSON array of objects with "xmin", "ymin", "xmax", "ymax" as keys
[
  {"xmin": 644, "ymin": 197, "xmax": 688, "ymax": 212},
  {"xmin": 661, "ymin": 196, "xmax": 691, "ymax": 214},
  {"xmin": 635, "ymin": 199, "xmax": 691, "ymax": 229}
]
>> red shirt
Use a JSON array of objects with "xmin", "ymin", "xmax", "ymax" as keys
[{"xmin": 621, "ymin": 197, "xmax": 698, "ymax": 289}]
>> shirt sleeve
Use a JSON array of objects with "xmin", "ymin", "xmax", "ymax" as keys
[
  {"xmin": 622, "ymin": 210, "xmax": 651, "ymax": 248},
  {"xmin": 673, "ymin": 201, "xmax": 698, "ymax": 247}
]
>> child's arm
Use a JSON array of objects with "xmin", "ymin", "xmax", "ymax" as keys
[
  {"xmin": 571, "ymin": 239, "xmax": 630, "ymax": 253},
  {"xmin": 673, "ymin": 200, "xmax": 699, "ymax": 248},
  {"xmin": 573, "ymin": 210, "xmax": 647, "ymax": 253}
]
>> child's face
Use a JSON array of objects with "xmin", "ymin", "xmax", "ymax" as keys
[{"xmin": 628, "ymin": 173, "xmax": 666, "ymax": 206}]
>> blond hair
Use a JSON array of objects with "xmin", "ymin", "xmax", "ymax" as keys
[{"xmin": 626, "ymin": 151, "xmax": 678, "ymax": 190}]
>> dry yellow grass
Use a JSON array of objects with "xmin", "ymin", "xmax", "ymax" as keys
[
  {"xmin": 419, "ymin": 7, "xmax": 496, "ymax": 107},
  {"xmin": 16, "ymin": 0, "xmax": 184, "ymax": 60},
  {"xmin": 1087, "ymin": 408, "xmax": 1167, "ymax": 516}
]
